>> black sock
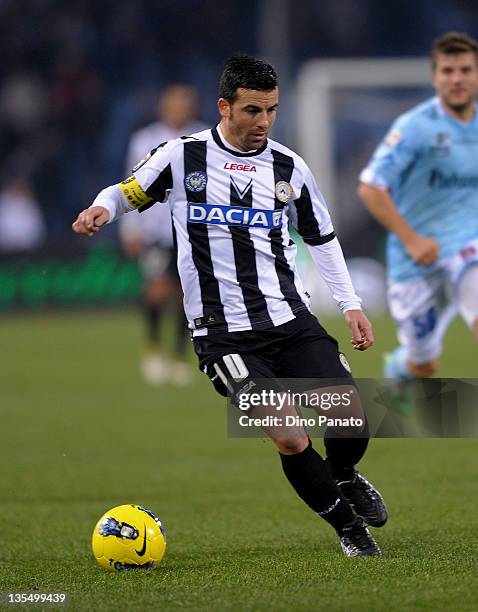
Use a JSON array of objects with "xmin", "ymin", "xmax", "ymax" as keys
[
  {"xmin": 145, "ymin": 305, "xmax": 162, "ymax": 344},
  {"xmin": 280, "ymin": 442, "xmax": 356, "ymax": 531},
  {"xmin": 324, "ymin": 423, "xmax": 370, "ymax": 481}
]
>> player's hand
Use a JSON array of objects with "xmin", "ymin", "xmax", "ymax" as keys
[
  {"xmin": 344, "ymin": 309, "xmax": 374, "ymax": 351},
  {"xmin": 404, "ymin": 234, "xmax": 439, "ymax": 266},
  {"xmin": 72, "ymin": 206, "xmax": 110, "ymax": 236}
]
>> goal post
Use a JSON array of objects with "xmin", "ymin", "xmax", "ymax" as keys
[{"xmin": 296, "ymin": 57, "xmax": 431, "ymax": 230}]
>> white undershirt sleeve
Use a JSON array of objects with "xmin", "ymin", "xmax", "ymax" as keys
[
  {"xmin": 89, "ymin": 184, "xmax": 134, "ymax": 224},
  {"xmin": 307, "ymin": 237, "xmax": 362, "ymax": 313}
]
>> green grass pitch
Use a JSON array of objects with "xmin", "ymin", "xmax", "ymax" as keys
[{"xmin": 0, "ymin": 310, "xmax": 477, "ymax": 611}]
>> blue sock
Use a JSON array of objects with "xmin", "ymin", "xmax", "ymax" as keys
[{"xmin": 383, "ymin": 347, "xmax": 414, "ymax": 380}]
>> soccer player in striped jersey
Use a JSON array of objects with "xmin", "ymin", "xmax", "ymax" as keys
[
  {"xmin": 359, "ymin": 32, "xmax": 478, "ymax": 389},
  {"xmin": 73, "ymin": 55, "xmax": 387, "ymax": 557}
]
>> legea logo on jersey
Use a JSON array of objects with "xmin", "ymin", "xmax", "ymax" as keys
[
  {"xmin": 188, "ymin": 203, "xmax": 283, "ymax": 228},
  {"xmin": 223, "ymin": 162, "xmax": 257, "ymax": 172}
]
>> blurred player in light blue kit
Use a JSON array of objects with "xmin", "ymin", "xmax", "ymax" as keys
[
  {"xmin": 120, "ymin": 84, "xmax": 207, "ymax": 385},
  {"xmin": 359, "ymin": 32, "xmax": 478, "ymax": 382}
]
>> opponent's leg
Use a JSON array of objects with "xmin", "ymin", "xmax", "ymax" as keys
[
  {"xmin": 174, "ymin": 307, "xmax": 189, "ymax": 356},
  {"xmin": 386, "ymin": 272, "xmax": 455, "ymax": 382},
  {"xmin": 145, "ymin": 301, "xmax": 161, "ymax": 345},
  {"xmin": 385, "ymin": 346, "xmax": 439, "ymax": 379},
  {"xmin": 144, "ymin": 276, "xmax": 175, "ymax": 340},
  {"xmin": 140, "ymin": 277, "xmax": 174, "ymax": 384},
  {"xmin": 139, "ymin": 245, "xmax": 177, "ymax": 384},
  {"xmin": 383, "ymin": 272, "xmax": 456, "ymax": 422},
  {"xmin": 169, "ymin": 300, "xmax": 192, "ymax": 386},
  {"xmin": 457, "ymin": 263, "xmax": 478, "ymax": 341}
]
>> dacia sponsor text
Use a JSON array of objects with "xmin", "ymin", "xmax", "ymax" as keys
[{"xmin": 188, "ymin": 203, "xmax": 283, "ymax": 228}]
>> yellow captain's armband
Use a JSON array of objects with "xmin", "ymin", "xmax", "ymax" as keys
[{"xmin": 119, "ymin": 176, "xmax": 153, "ymax": 209}]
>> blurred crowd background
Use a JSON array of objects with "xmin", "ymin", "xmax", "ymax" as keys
[{"xmin": 1, "ymin": 0, "xmax": 477, "ymax": 313}]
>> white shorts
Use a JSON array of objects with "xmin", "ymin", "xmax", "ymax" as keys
[
  {"xmin": 388, "ymin": 238, "xmax": 478, "ymax": 364},
  {"xmin": 139, "ymin": 244, "xmax": 176, "ymax": 281}
]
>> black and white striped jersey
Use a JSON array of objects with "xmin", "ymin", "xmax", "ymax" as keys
[{"xmin": 94, "ymin": 125, "xmax": 361, "ymax": 336}]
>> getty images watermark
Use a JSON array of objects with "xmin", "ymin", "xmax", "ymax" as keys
[
  {"xmin": 236, "ymin": 388, "xmax": 363, "ymax": 429},
  {"xmin": 226, "ymin": 378, "xmax": 478, "ymax": 438}
]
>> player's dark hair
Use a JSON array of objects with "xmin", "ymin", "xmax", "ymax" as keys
[
  {"xmin": 219, "ymin": 55, "xmax": 278, "ymax": 102},
  {"xmin": 431, "ymin": 32, "xmax": 478, "ymax": 69}
]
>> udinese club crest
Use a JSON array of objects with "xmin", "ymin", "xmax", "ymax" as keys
[
  {"xmin": 339, "ymin": 353, "xmax": 352, "ymax": 374},
  {"xmin": 185, "ymin": 171, "xmax": 207, "ymax": 192},
  {"xmin": 275, "ymin": 180, "xmax": 293, "ymax": 203}
]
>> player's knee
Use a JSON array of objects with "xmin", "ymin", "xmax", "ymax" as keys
[
  {"xmin": 408, "ymin": 359, "xmax": 439, "ymax": 378},
  {"xmin": 274, "ymin": 436, "xmax": 309, "ymax": 455}
]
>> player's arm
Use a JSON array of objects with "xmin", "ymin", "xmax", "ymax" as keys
[
  {"xmin": 358, "ymin": 120, "xmax": 439, "ymax": 266},
  {"xmin": 72, "ymin": 203, "xmax": 111, "ymax": 237},
  {"xmin": 72, "ymin": 179, "xmax": 149, "ymax": 237},
  {"xmin": 117, "ymin": 138, "xmax": 165, "ymax": 254},
  {"xmin": 72, "ymin": 142, "xmax": 174, "ymax": 238},
  {"xmin": 289, "ymin": 164, "xmax": 373, "ymax": 350},
  {"xmin": 307, "ymin": 238, "xmax": 373, "ymax": 351},
  {"xmin": 357, "ymin": 183, "xmax": 438, "ymax": 266}
]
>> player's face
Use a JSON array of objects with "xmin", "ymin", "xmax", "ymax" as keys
[
  {"xmin": 432, "ymin": 52, "xmax": 478, "ymax": 116},
  {"xmin": 218, "ymin": 87, "xmax": 279, "ymax": 151},
  {"xmin": 159, "ymin": 85, "xmax": 197, "ymax": 130}
]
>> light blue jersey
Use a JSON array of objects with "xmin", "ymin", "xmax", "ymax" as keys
[{"xmin": 360, "ymin": 97, "xmax": 478, "ymax": 282}]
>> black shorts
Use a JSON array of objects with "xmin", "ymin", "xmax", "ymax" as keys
[{"xmin": 193, "ymin": 311, "xmax": 353, "ymax": 399}]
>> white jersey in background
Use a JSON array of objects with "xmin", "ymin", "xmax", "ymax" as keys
[{"xmin": 119, "ymin": 120, "xmax": 208, "ymax": 248}]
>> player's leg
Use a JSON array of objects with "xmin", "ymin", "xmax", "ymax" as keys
[
  {"xmin": 168, "ymin": 259, "xmax": 192, "ymax": 385},
  {"xmin": 144, "ymin": 277, "xmax": 174, "ymax": 342},
  {"xmin": 167, "ymin": 306, "xmax": 192, "ymax": 385},
  {"xmin": 444, "ymin": 239, "xmax": 478, "ymax": 342},
  {"xmin": 140, "ymin": 245, "xmax": 176, "ymax": 384},
  {"xmin": 278, "ymin": 437, "xmax": 380, "ymax": 557},
  {"xmin": 456, "ymin": 263, "xmax": 478, "ymax": 341},
  {"xmin": 246, "ymin": 397, "xmax": 359, "ymax": 532},
  {"xmin": 384, "ymin": 347, "xmax": 440, "ymax": 379},
  {"xmin": 385, "ymin": 272, "xmax": 456, "ymax": 382},
  {"xmin": 193, "ymin": 336, "xmax": 379, "ymax": 556},
  {"xmin": 275, "ymin": 313, "xmax": 387, "ymax": 529},
  {"xmin": 174, "ymin": 307, "xmax": 189, "ymax": 356}
]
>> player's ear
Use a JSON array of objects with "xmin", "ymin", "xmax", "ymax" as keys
[{"xmin": 218, "ymin": 98, "xmax": 231, "ymax": 119}]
